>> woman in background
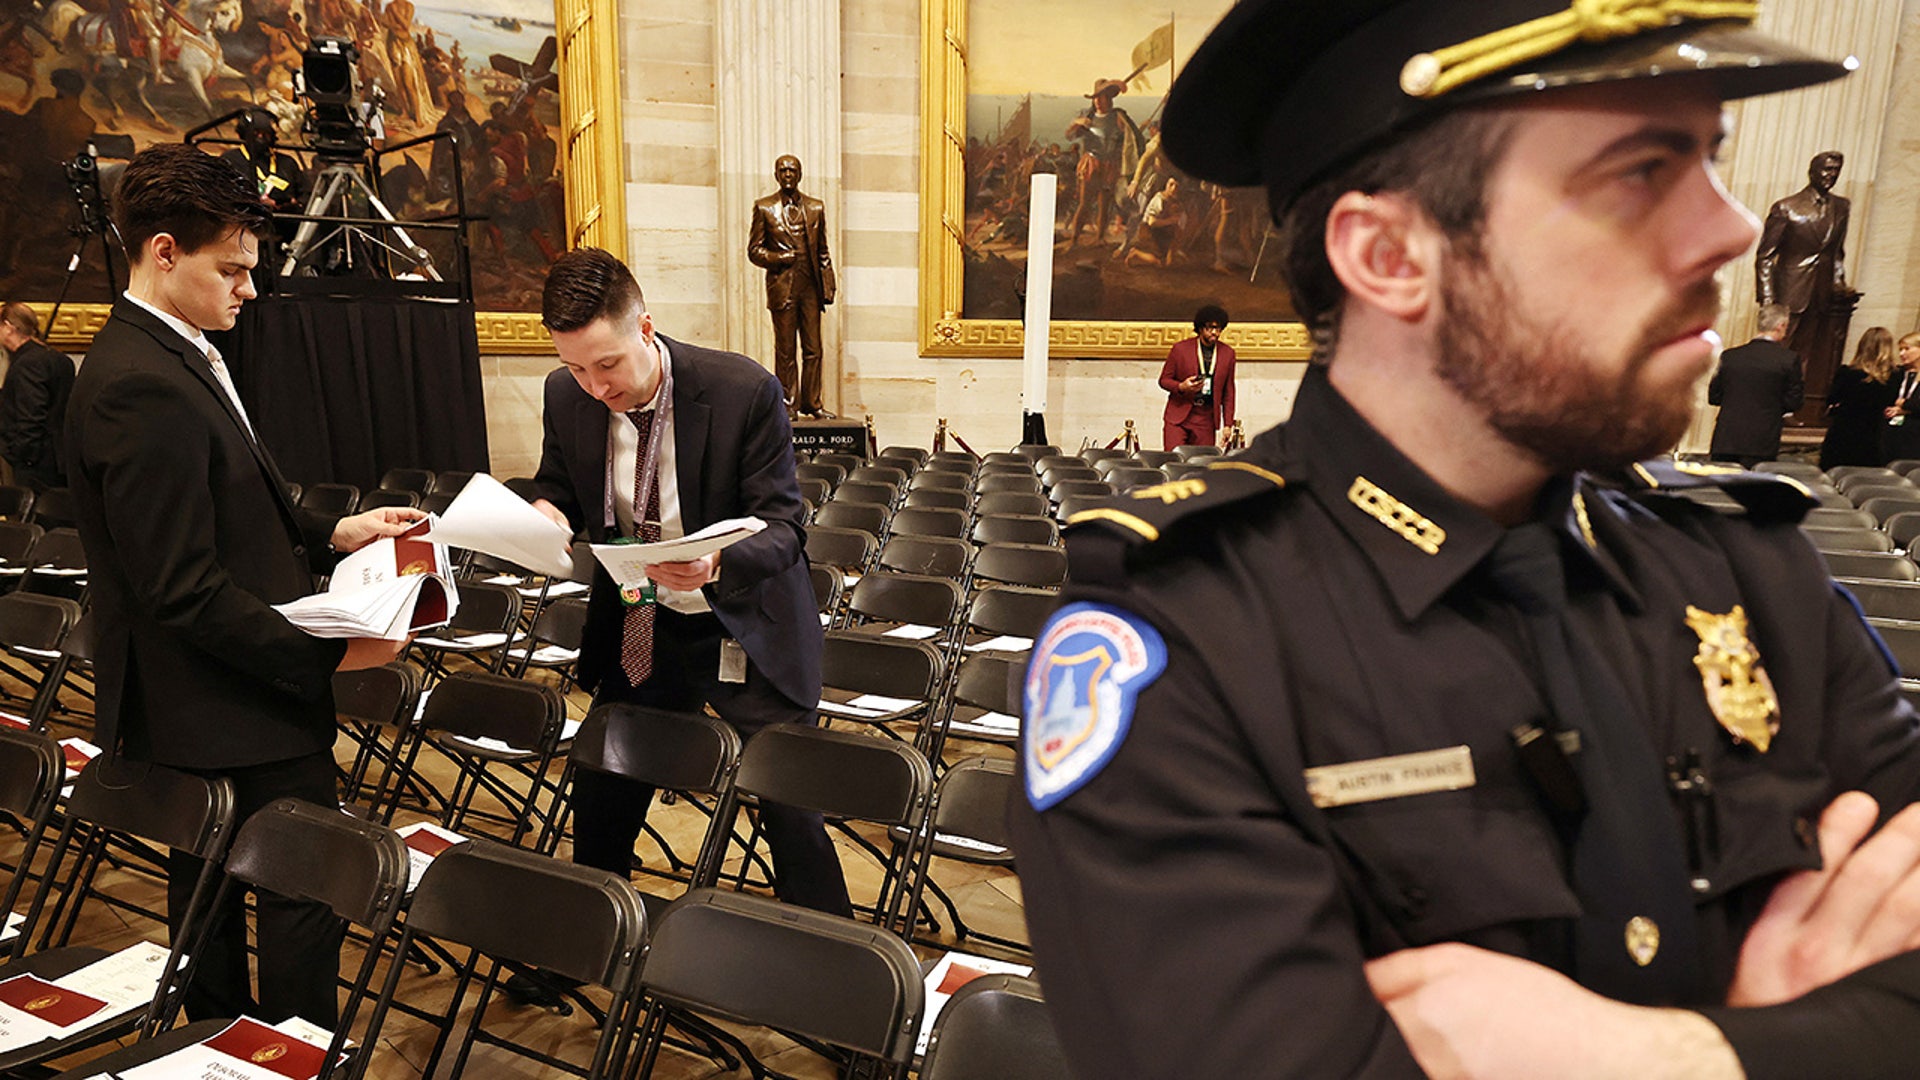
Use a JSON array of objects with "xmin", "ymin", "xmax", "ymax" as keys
[{"xmin": 1820, "ymin": 326, "xmax": 1898, "ymax": 469}]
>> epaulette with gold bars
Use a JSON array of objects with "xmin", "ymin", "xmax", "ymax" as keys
[
  {"xmin": 1607, "ymin": 459, "xmax": 1817, "ymax": 525},
  {"xmin": 1063, "ymin": 458, "xmax": 1293, "ymax": 552}
]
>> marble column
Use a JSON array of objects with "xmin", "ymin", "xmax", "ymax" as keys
[{"xmin": 715, "ymin": 0, "xmax": 845, "ymax": 412}]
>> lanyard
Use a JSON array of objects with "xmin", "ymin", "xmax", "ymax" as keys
[{"xmin": 602, "ymin": 344, "xmax": 674, "ymax": 535}]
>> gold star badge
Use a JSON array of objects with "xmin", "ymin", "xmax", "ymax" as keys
[
  {"xmin": 1685, "ymin": 605, "xmax": 1780, "ymax": 753},
  {"xmin": 1625, "ymin": 916, "xmax": 1660, "ymax": 967}
]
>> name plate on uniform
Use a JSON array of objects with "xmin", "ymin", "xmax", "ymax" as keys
[
  {"xmin": 1304, "ymin": 745, "xmax": 1475, "ymax": 808},
  {"xmin": 792, "ymin": 420, "xmax": 865, "ymax": 459}
]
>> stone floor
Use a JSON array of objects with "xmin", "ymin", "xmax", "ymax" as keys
[{"xmin": 7, "ymin": 666, "xmax": 1028, "ymax": 1079}]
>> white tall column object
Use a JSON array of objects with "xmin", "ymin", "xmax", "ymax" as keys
[
  {"xmin": 1022, "ymin": 174, "xmax": 1058, "ymax": 425},
  {"xmin": 715, "ymin": 0, "xmax": 844, "ymax": 407}
]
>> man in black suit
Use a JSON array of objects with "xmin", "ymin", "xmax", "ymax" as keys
[
  {"xmin": 65, "ymin": 144, "xmax": 421, "ymax": 1026},
  {"xmin": 1708, "ymin": 303, "xmax": 1804, "ymax": 467},
  {"xmin": 747, "ymin": 155, "xmax": 836, "ymax": 418},
  {"xmin": 526, "ymin": 249, "xmax": 849, "ymax": 958},
  {"xmin": 0, "ymin": 302, "xmax": 76, "ymax": 490}
]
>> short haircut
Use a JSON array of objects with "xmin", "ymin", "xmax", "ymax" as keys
[
  {"xmin": 1193, "ymin": 304, "xmax": 1229, "ymax": 332},
  {"xmin": 542, "ymin": 247, "xmax": 646, "ymax": 333},
  {"xmin": 114, "ymin": 144, "xmax": 268, "ymax": 265},
  {"xmin": 1755, "ymin": 303, "xmax": 1791, "ymax": 335},
  {"xmin": 1, "ymin": 303, "xmax": 38, "ymax": 339},
  {"xmin": 1278, "ymin": 108, "xmax": 1516, "ymax": 362}
]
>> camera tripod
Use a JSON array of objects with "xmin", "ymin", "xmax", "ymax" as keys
[{"xmin": 281, "ymin": 159, "xmax": 440, "ymax": 280}]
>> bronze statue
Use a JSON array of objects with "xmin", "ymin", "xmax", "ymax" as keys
[
  {"xmin": 1755, "ymin": 151, "xmax": 1861, "ymax": 419},
  {"xmin": 748, "ymin": 155, "xmax": 836, "ymax": 418}
]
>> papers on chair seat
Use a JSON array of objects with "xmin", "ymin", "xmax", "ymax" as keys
[
  {"xmin": 413, "ymin": 631, "xmax": 513, "ymax": 651},
  {"xmin": 587, "ymin": 518, "xmax": 767, "ymax": 588},
  {"xmin": 423, "ymin": 474, "xmax": 576, "ymax": 579},
  {"xmin": 515, "ymin": 579, "xmax": 589, "ymax": 600},
  {"xmin": 0, "ymin": 940, "xmax": 173, "ymax": 1052},
  {"xmin": 847, "ymin": 693, "xmax": 919, "ymax": 713},
  {"xmin": 818, "ymin": 699, "xmax": 886, "ymax": 718},
  {"xmin": 965, "ymin": 635, "xmax": 1033, "ymax": 653},
  {"xmin": 59, "ymin": 739, "xmax": 99, "ymax": 779},
  {"xmin": 443, "ymin": 716, "xmax": 582, "ymax": 756},
  {"xmin": 29, "ymin": 568, "xmax": 85, "ymax": 578},
  {"xmin": 881, "ymin": 624, "xmax": 940, "ymax": 640},
  {"xmin": 521, "ymin": 644, "xmax": 579, "ymax": 666},
  {"xmin": 117, "ymin": 1015, "xmax": 340, "ymax": 1079},
  {"xmin": 0, "ymin": 910, "xmax": 26, "ymax": 948},
  {"xmin": 948, "ymin": 711, "xmax": 1019, "ymax": 738},
  {"xmin": 395, "ymin": 822, "xmax": 467, "ymax": 895},
  {"xmin": 480, "ymin": 574, "xmax": 524, "ymax": 587},
  {"xmin": 915, "ymin": 952, "xmax": 1033, "ymax": 1056},
  {"xmin": 9, "ymin": 646, "xmax": 59, "ymax": 659},
  {"xmin": 935, "ymin": 831, "xmax": 1010, "ymax": 856},
  {"xmin": 275, "ymin": 520, "xmax": 458, "ymax": 640}
]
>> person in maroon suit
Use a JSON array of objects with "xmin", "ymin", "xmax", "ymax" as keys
[{"xmin": 1159, "ymin": 304, "xmax": 1237, "ymax": 450}]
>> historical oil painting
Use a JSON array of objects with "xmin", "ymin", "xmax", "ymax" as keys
[
  {"xmin": 0, "ymin": 0, "xmax": 563, "ymax": 312},
  {"xmin": 960, "ymin": 0, "xmax": 1293, "ymax": 325}
]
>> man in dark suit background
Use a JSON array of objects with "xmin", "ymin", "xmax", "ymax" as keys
[
  {"xmin": 0, "ymin": 302, "xmax": 76, "ymax": 490},
  {"xmin": 1159, "ymin": 303, "xmax": 1237, "ymax": 450},
  {"xmin": 65, "ymin": 144, "xmax": 420, "ymax": 1026},
  {"xmin": 747, "ymin": 155, "xmax": 836, "ymax": 418},
  {"xmin": 516, "ymin": 248, "xmax": 847, "ymax": 1000},
  {"xmin": 1708, "ymin": 303, "xmax": 1804, "ymax": 467}
]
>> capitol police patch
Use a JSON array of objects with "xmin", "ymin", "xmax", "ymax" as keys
[{"xmin": 1023, "ymin": 602, "xmax": 1167, "ymax": 810}]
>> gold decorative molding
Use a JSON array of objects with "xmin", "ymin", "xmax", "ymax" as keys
[
  {"xmin": 556, "ymin": 0, "xmax": 627, "ymax": 261},
  {"xmin": 475, "ymin": 311, "xmax": 557, "ymax": 353},
  {"xmin": 917, "ymin": 0, "xmax": 1309, "ymax": 361},
  {"xmin": 33, "ymin": 304, "xmax": 113, "ymax": 351}
]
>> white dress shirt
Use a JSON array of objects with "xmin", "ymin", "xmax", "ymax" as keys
[
  {"xmin": 122, "ymin": 291, "xmax": 255, "ymax": 437},
  {"xmin": 608, "ymin": 337, "xmax": 710, "ymax": 615}
]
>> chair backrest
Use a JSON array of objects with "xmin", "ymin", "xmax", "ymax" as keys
[
  {"xmin": 1107, "ymin": 466, "xmax": 1169, "ymax": 492},
  {"xmin": 1870, "ymin": 618, "xmax": 1920, "ymax": 679},
  {"xmin": 0, "ymin": 592, "xmax": 81, "ymax": 659},
  {"xmin": 1173, "ymin": 444, "xmax": 1223, "ymax": 460},
  {"xmin": 358, "ymin": 489, "xmax": 420, "ymax": 511},
  {"xmin": 443, "ymin": 580, "xmax": 521, "ymax": 637},
  {"xmin": 910, "ymin": 470, "xmax": 972, "ymax": 492},
  {"xmin": 66, "ymin": 759, "xmax": 236, "ymax": 857},
  {"xmin": 1030, "ymin": 456, "xmax": 1082, "ymax": 475},
  {"xmin": 931, "ymin": 756, "xmax": 1016, "ymax": 852},
  {"xmin": 1860, "ymin": 497, "xmax": 1920, "ymax": 525},
  {"xmin": 971, "ymin": 543, "xmax": 1067, "ymax": 589},
  {"xmin": 1039, "ymin": 465, "xmax": 1100, "ymax": 490},
  {"xmin": 525, "ymin": 595, "xmax": 588, "ymax": 652},
  {"xmin": 1839, "ymin": 578, "xmax": 1920, "ymax": 620},
  {"xmin": 1832, "ymin": 466, "xmax": 1906, "ymax": 489},
  {"xmin": 1802, "ymin": 526, "xmax": 1894, "ymax": 554},
  {"xmin": 847, "ymin": 572, "xmax": 965, "ymax": 632},
  {"xmin": 25, "ymin": 527, "xmax": 86, "ymax": 570},
  {"xmin": 822, "ymin": 631, "xmax": 948, "ymax": 706},
  {"xmin": 1821, "ymin": 550, "xmax": 1918, "ymax": 581},
  {"xmin": 807, "ymin": 525, "xmax": 878, "ymax": 571},
  {"xmin": 951, "ymin": 651, "xmax": 1023, "ymax": 716},
  {"xmin": 28, "ymin": 487, "xmax": 74, "ymax": 529},
  {"xmin": 971, "ymin": 511, "xmax": 1056, "ymax": 545},
  {"xmin": 928, "ymin": 451, "xmax": 981, "ymax": 472},
  {"xmin": 1049, "ymin": 479, "xmax": 1113, "ymax": 505},
  {"xmin": 1886, "ymin": 511, "xmax": 1920, "ymax": 551},
  {"xmin": 419, "ymin": 671, "xmax": 565, "ymax": 755},
  {"xmin": 0, "ymin": 485, "xmax": 34, "ymax": 521},
  {"xmin": 976, "ymin": 460, "xmax": 1037, "ymax": 477},
  {"xmin": 815, "ymin": 500, "xmax": 889, "ymax": 538},
  {"xmin": 419, "ymin": 491, "xmax": 456, "ymax": 516},
  {"xmin": 1134, "ymin": 449, "xmax": 1179, "ymax": 468},
  {"xmin": 848, "ymin": 465, "xmax": 910, "ymax": 490},
  {"xmin": 0, "ymin": 729, "xmax": 65, "ymax": 959},
  {"xmin": 1754, "ymin": 460, "xmax": 1826, "ymax": 479},
  {"xmin": 563, "ymin": 705, "xmax": 742, "ymax": 882},
  {"xmin": 1055, "ymin": 494, "xmax": 1107, "ymax": 522},
  {"xmin": 377, "ymin": 468, "xmax": 436, "ymax": 496},
  {"xmin": 980, "ymin": 452, "xmax": 1029, "ymax": 467},
  {"xmin": 889, "ymin": 507, "xmax": 969, "ymax": 540},
  {"xmin": 1078, "ymin": 447, "xmax": 1127, "ymax": 465},
  {"xmin": 1849, "ymin": 484, "xmax": 1919, "ymax": 508},
  {"xmin": 1014, "ymin": 444, "xmax": 1060, "ymax": 463},
  {"xmin": 431, "ymin": 470, "xmax": 476, "ymax": 495},
  {"xmin": 1806, "ymin": 507, "xmax": 1876, "ymax": 529},
  {"xmin": 810, "ymin": 562, "xmax": 844, "ymax": 621},
  {"xmin": 919, "ymin": 974, "xmax": 1069, "ymax": 1080},
  {"xmin": 974, "ymin": 477, "xmax": 1044, "ymax": 503},
  {"xmin": 968, "ymin": 585, "xmax": 1058, "ymax": 641},
  {"xmin": 879, "ymin": 446, "xmax": 930, "ymax": 467},
  {"xmin": 0, "ymin": 521, "xmax": 42, "ymax": 565},
  {"xmin": 836, "ymin": 480, "xmax": 901, "ymax": 508},
  {"xmin": 300, "ymin": 482, "xmax": 362, "ymax": 517},
  {"xmin": 904, "ymin": 487, "xmax": 972, "ymax": 512},
  {"xmin": 797, "ymin": 461, "xmax": 849, "ymax": 491},
  {"xmin": 878, "ymin": 536, "xmax": 973, "ymax": 579},
  {"xmin": 814, "ymin": 450, "xmax": 865, "ymax": 471},
  {"xmin": 638, "ymin": 888, "xmax": 925, "ymax": 1070},
  {"xmin": 798, "ymin": 476, "xmax": 833, "ymax": 506},
  {"xmin": 1162, "ymin": 461, "xmax": 1210, "ymax": 480}
]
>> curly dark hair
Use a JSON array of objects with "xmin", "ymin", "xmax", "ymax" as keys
[
  {"xmin": 1192, "ymin": 304, "xmax": 1229, "ymax": 332},
  {"xmin": 114, "ymin": 143, "xmax": 268, "ymax": 265},
  {"xmin": 541, "ymin": 247, "xmax": 647, "ymax": 333}
]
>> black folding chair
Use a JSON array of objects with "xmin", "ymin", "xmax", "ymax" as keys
[
  {"xmin": 336, "ymin": 661, "xmax": 427, "ymax": 823},
  {"xmin": 378, "ymin": 468, "xmax": 437, "ymax": 496},
  {"xmin": 433, "ymin": 470, "xmax": 477, "ymax": 495},
  {"xmin": 906, "ymin": 756, "xmax": 1026, "ymax": 955},
  {"xmin": 0, "ymin": 760, "xmax": 236, "ymax": 1073},
  {"xmin": 299, "ymin": 482, "xmax": 362, "ymax": 517},
  {"xmin": 818, "ymin": 631, "xmax": 948, "ymax": 749},
  {"xmin": 14, "ymin": 528, "xmax": 88, "ymax": 603},
  {"xmin": 971, "ymin": 542, "xmax": 1067, "ymax": 590},
  {"xmin": 970, "ymin": 512, "xmax": 1057, "ymax": 547},
  {"xmin": 0, "ymin": 729, "xmax": 66, "ymax": 961},
  {"xmin": 815, "ymin": 499, "xmax": 890, "ymax": 539},
  {"xmin": 0, "ymin": 485, "xmax": 34, "ymax": 522},
  {"xmin": 797, "ymin": 461, "xmax": 848, "ymax": 493},
  {"xmin": 0, "ymin": 592, "xmax": 82, "ymax": 729},
  {"xmin": 631, "ymin": 887, "xmax": 925, "ymax": 1080},
  {"xmin": 51, "ymin": 800, "xmax": 412, "ymax": 1080},
  {"xmin": 1822, "ymin": 550, "xmax": 1917, "ymax": 581},
  {"xmin": 27, "ymin": 487, "xmax": 75, "ymax": 529},
  {"xmin": 879, "ymin": 446, "xmax": 930, "ymax": 468},
  {"xmin": 407, "ymin": 580, "xmax": 523, "ymax": 685},
  {"xmin": 419, "ymin": 671, "xmax": 569, "ymax": 845},
  {"xmin": 374, "ymin": 839, "xmax": 649, "ymax": 1080},
  {"xmin": 877, "ymin": 535, "xmax": 973, "ymax": 580},
  {"xmin": 904, "ymin": 487, "xmax": 971, "ymax": 513},
  {"xmin": 919, "ymin": 973, "xmax": 1069, "ymax": 1080},
  {"xmin": 973, "ymin": 491, "xmax": 1049, "ymax": 519},
  {"xmin": 807, "ymin": 525, "xmax": 879, "ymax": 577},
  {"xmin": 889, "ymin": 507, "xmax": 969, "ymax": 540},
  {"xmin": 359, "ymin": 489, "xmax": 421, "ymax": 511},
  {"xmin": 1839, "ymin": 578, "xmax": 1920, "ymax": 621}
]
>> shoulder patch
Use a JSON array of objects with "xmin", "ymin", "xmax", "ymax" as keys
[
  {"xmin": 1022, "ymin": 602, "xmax": 1167, "ymax": 811},
  {"xmin": 1616, "ymin": 459, "xmax": 1816, "ymax": 525},
  {"xmin": 1063, "ymin": 457, "xmax": 1291, "ymax": 545}
]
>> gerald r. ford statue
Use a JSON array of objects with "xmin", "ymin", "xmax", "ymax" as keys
[{"xmin": 748, "ymin": 155, "xmax": 836, "ymax": 419}]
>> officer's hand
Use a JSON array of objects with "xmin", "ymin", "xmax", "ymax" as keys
[
  {"xmin": 1366, "ymin": 943, "xmax": 1740, "ymax": 1080},
  {"xmin": 330, "ymin": 507, "xmax": 428, "ymax": 554},
  {"xmin": 1727, "ymin": 790, "xmax": 1920, "ymax": 1007},
  {"xmin": 338, "ymin": 635, "xmax": 409, "ymax": 671},
  {"xmin": 644, "ymin": 554, "xmax": 717, "ymax": 592}
]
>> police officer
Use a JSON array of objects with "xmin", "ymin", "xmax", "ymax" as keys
[{"xmin": 1008, "ymin": 3, "xmax": 1920, "ymax": 1078}]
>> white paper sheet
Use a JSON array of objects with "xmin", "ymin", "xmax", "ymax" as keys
[
  {"xmin": 423, "ymin": 474, "xmax": 576, "ymax": 578},
  {"xmin": 916, "ymin": 952, "xmax": 1033, "ymax": 1056},
  {"xmin": 587, "ymin": 518, "xmax": 767, "ymax": 587}
]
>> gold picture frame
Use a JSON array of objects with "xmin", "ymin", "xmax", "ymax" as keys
[
  {"xmin": 917, "ymin": 0, "xmax": 1309, "ymax": 360},
  {"xmin": 32, "ymin": 0, "xmax": 624, "ymax": 355}
]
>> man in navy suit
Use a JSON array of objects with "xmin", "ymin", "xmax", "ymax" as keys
[
  {"xmin": 524, "ymin": 250, "xmax": 848, "ymax": 997},
  {"xmin": 66, "ymin": 144, "xmax": 419, "ymax": 1026},
  {"xmin": 1708, "ymin": 303, "xmax": 1804, "ymax": 467}
]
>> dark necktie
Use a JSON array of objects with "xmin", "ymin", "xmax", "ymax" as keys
[
  {"xmin": 621, "ymin": 408, "xmax": 663, "ymax": 684},
  {"xmin": 1483, "ymin": 524, "xmax": 1703, "ymax": 1004}
]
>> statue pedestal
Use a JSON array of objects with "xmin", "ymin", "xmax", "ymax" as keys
[{"xmin": 792, "ymin": 418, "xmax": 865, "ymax": 460}]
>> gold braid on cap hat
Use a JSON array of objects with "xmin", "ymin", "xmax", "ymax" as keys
[{"xmin": 1399, "ymin": 0, "xmax": 1760, "ymax": 98}]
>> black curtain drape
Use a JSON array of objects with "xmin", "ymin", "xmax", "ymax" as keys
[{"xmin": 216, "ymin": 296, "xmax": 490, "ymax": 492}]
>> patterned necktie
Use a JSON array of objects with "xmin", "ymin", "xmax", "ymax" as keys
[
  {"xmin": 620, "ymin": 408, "xmax": 663, "ymax": 684},
  {"xmin": 1483, "ymin": 524, "xmax": 1704, "ymax": 1004}
]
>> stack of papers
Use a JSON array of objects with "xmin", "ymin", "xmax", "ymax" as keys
[
  {"xmin": 275, "ymin": 520, "xmax": 458, "ymax": 640},
  {"xmin": 915, "ymin": 952, "xmax": 1033, "ymax": 1056},
  {"xmin": 113, "ymin": 1015, "xmax": 341, "ymax": 1079},
  {"xmin": 588, "ymin": 518, "xmax": 766, "ymax": 588},
  {"xmin": 395, "ymin": 822, "xmax": 467, "ymax": 895},
  {"xmin": 0, "ymin": 940, "xmax": 172, "ymax": 1053},
  {"xmin": 423, "ymin": 474, "xmax": 575, "ymax": 579}
]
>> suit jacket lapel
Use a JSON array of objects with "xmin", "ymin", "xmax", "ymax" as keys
[
  {"xmin": 572, "ymin": 385, "xmax": 611, "ymax": 538},
  {"xmin": 664, "ymin": 336, "xmax": 711, "ymax": 530}
]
